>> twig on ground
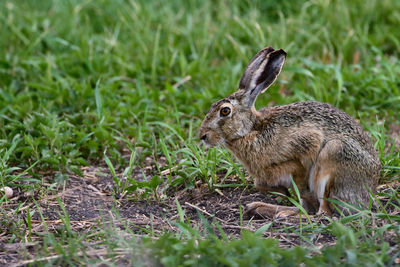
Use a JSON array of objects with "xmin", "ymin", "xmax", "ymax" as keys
[{"xmin": 185, "ymin": 202, "xmax": 227, "ymax": 223}]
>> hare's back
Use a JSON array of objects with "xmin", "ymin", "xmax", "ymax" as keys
[{"xmin": 260, "ymin": 101, "xmax": 374, "ymax": 152}]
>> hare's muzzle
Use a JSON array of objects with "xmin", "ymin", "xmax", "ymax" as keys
[
  {"xmin": 198, "ymin": 126, "xmax": 207, "ymax": 142},
  {"xmin": 198, "ymin": 128, "xmax": 212, "ymax": 146},
  {"xmin": 200, "ymin": 134, "xmax": 207, "ymax": 141}
]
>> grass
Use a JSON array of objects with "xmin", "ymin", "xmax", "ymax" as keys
[{"xmin": 0, "ymin": 0, "xmax": 399, "ymax": 265}]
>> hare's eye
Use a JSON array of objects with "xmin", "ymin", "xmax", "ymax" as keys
[{"xmin": 220, "ymin": 107, "xmax": 231, "ymax": 117}]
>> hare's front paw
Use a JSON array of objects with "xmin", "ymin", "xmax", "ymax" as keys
[
  {"xmin": 244, "ymin": 202, "xmax": 279, "ymax": 219},
  {"xmin": 275, "ymin": 209, "xmax": 298, "ymax": 218},
  {"xmin": 245, "ymin": 202, "xmax": 299, "ymax": 219}
]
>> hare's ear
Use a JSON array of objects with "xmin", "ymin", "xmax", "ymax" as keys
[{"xmin": 238, "ymin": 47, "xmax": 286, "ymax": 107}]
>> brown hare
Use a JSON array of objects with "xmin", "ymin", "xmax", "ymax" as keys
[{"xmin": 198, "ymin": 46, "xmax": 381, "ymax": 218}]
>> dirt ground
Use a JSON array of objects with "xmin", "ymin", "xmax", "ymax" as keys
[{"xmin": 1, "ymin": 162, "xmax": 399, "ymax": 265}]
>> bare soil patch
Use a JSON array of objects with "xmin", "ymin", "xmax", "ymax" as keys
[{"xmin": 1, "ymin": 164, "xmax": 399, "ymax": 265}]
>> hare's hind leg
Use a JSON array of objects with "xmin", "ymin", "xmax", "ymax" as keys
[
  {"xmin": 311, "ymin": 139, "xmax": 378, "ymax": 215},
  {"xmin": 309, "ymin": 140, "xmax": 342, "ymax": 216}
]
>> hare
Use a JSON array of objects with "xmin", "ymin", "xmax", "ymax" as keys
[{"xmin": 198, "ymin": 46, "xmax": 381, "ymax": 217}]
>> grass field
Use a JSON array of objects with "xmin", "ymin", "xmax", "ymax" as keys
[{"xmin": 0, "ymin": 0, "xmax": 399, "ymax": 265}]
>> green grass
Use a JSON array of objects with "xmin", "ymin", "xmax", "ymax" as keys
[{"xmin": 0, "ymin": 0, "xmax": 399, "ymax": 265}]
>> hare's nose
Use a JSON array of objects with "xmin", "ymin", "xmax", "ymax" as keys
[{"xmin": 200, "ymin": 134, "xmax": 207, "ymax": 141}]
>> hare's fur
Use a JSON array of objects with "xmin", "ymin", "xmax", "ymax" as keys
[{"xmin": 198, "ymin": 47, "xmax": 380, "ymax": 217}]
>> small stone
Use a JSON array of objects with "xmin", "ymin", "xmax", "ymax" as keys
[{"xmin": 1, "ymin": 186, "xmax": 13, "ymax": 199}]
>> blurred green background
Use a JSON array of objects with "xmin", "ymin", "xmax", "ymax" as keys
[{"xmin": 0, "ymin": 0, "xmax": 399, "ymax": 178}]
